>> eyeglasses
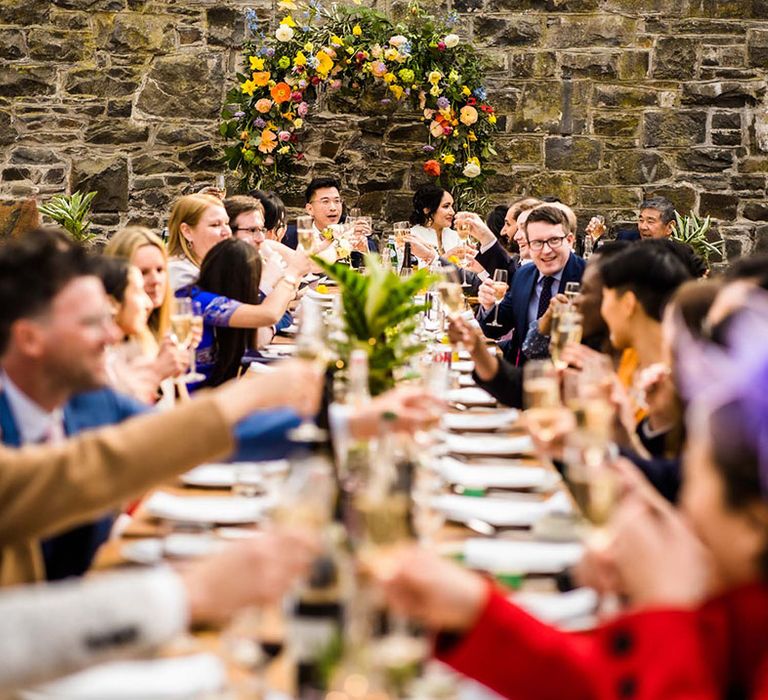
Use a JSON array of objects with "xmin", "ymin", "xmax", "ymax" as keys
[
  {"xmin": 311, "ymin": 198, "xmax": 342, "ymax": 207},
  {"xmin": 234, "ymin": 226, "xmax": 266, "ymax": 238},
  {"xmin": 528, "ymin": 235, "xmax": 567, "ymax": 252}
]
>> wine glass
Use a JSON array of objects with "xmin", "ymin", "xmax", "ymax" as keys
[
  {"xmin": 393, "ymin": 221, "xmax": 410, "ymax": 250},
  {"xmin": 523, "ymin": 359, "xmax": 568, "ymax": 445},
  {"xmin": 287, "ymin": 297, "xmax": 329, "ymax": 443},
  {"xmin": 435, "ymin": 266, "xmax": 464, "ymax": 320},
  {"xmin": 564, "ymin": 281, "xmax": 581, "ymax": 306},
  {"xmin": 454, "ymin": 219, "xmax": 472, "ymax": 288},
  {"xmin": 549, "ymin": 309, "xmax": 583, "ymax": 371},
  {"xmin": 171, "ymin": 297, "xmax": 206, "ymax": 383},
  {"xmin": 486, "ymin": 269, "xmax": 508, "ymax": 328},
  {"xmin": 296, "ymin": 215, "xmax": 315, "ymax": 254}
]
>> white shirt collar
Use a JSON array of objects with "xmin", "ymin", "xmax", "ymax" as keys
[{"xmin": 0, "ymin": 370, "xmax": 65, "ymax": 444}]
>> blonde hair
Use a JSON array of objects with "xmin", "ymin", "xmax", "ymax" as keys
[
  {"xmin": 105, "ymin": 226, "xmax": 170, "ymax": 340},
  {"xmin": 509, "ymin": 197, "xmax": 542, "ymax": 220},
  {"xmin": 167, "ymin": 194, "xmax": 225, "ymax": 265}
]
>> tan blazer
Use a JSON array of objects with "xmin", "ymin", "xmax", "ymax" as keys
[{"xmin": 0, "ymin": 394, "xmax": 234, "ymax": 585}]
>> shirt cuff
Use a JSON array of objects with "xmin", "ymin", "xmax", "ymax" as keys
[{"xmin": 479, "ymin": 239, "xmax": 497, "ymax": 254}]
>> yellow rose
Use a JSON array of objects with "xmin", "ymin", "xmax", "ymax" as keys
[
  {"xmin": 352, "ymin": 24, "xmax": 362, "ymax": 36},
  {"xmin": 383, "ymin": 72, "xmax": 396, "ymax": 84},
  {"xmin": 330, "ymin": 34, "xmax": 344, "ymax": 46},
  {"xmin": 315, "ymin": 50, "xmax": 334, "ymax": 77},
  {"xmin": 428, "ymin": 70, "xmax": 442, "ymax": 85},
  {"xmin": 462, "ymin": 85, "xmax": 471, "ymax": 96},
  {"xmin": 430, "ymin": 85, "xmax": 441, "ymax": 97},
  {"xmin": 293, "ymin": 118, "xmax": 303, "ymax": 128}
]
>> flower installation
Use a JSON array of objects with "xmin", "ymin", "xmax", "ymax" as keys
[{"xmin": 220, "ymin": 0, "xmax": 498, "ymax": 205}]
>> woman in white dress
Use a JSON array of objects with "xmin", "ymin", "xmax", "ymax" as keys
[{"xmin": 407, "ymin": 184, "xmax": 460, "ymax": 263}]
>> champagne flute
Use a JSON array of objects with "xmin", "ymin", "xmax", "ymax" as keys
[
  {"xmin": 564, "ymin": 281, "xmax": 581, "ymax": 306},
  {"xmin": 296, "ymin": 215, "xmax": 315, "ymax": 254},
  {"xmin": 171, "ymin": 298, "xmax": 206, "ymax": 383},
  {"xmin": 550, "ymin": 309, "xmax": 583, "ymax": 371},
  {"xmin": 523, "ymin": 359, "xmax": 567, "ymax": 444},
  {"xmin": 393, "ymin": 221, "xmax": 410, "ymax": 251},
  {"xmin": 486, "ymin": 269, "xmax": 508, "ymax": 328},
  {"xmin": 435, "ymin": 266, "xmax": 464, "ymax": 319},
  {"xmin": 455, "ymin": 219, "xmax": 471, "ymax": 288}
]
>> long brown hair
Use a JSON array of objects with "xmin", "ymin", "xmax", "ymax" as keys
[{"xmin": 167, "ymin": 194, "xmax": 224, "ymax": 265}]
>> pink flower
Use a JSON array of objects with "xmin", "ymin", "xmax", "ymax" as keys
[
  {"xmin": 291, "ymin": 90, "xmax": 303, "ymax": 102},
  {"xmin": 443, "ymin": 125, "xmax": 453, "ymax": 136},
  {"xmin": 297, "ymin": 101, "xmax": 309, "ymax": 117},
  {"xmin": 278, "ymin": 130, "xmax": 292, "ymax": 141},
  {"xmin": 330, "ymin": 79, "xmax": 342, "ymax": 90}
]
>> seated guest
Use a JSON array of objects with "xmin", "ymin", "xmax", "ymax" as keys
[
  {"xmin": 485, "ymin": 204, "xmax": 510, "ymax": 244},
  {"xmin": 250, "ymin": 189, "xmax": 288, "ymax": 242},
  {"xmin": 636, "ymin": 195, "xmax": 676, "ymax": 240},
  {"xmin": 406, "ymin": 183, "xmax": 461, "ymax": 260},
  {"xmin": 166, "ymin": 194, "xmax": 231, "ymax": 291},
  {"xmin": 477, "ymin": 204, "xmax": 586, "ymax": 365}
]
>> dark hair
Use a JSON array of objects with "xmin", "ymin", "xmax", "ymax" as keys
[
  {"xmin": 223, "ymin": 195, "xmax": 264, "ymax": 230},
  {"xmin": 94, "ymin": 256, "xmax": 131, "ymax": 303},
  {"xmin": 410, "ymin": 184, "xmax": 447, "ymax": 226},
  {"xmin": 670, "ymin": 280, "xmax": 723, "ymax": 340},
  {"xmin": 539, "ymin": 196, "xmax": 562, "ymax": 203},
  {"xmin": 725, "ymin": 253, "xmax": 768, "ymax": 291},
  {"xmin": 0, "ymin": 228, "xmax": 96, "ymax": 354},
  {"xmin": 197, "ymin": 239, "xmax": 262, "ymax": 387},
  {"xmin": 250, "ymin": 189, "xmax": 286, "ymax": 232},
  {"xmin": 640, "ymin": 196, "xmax": 676, "ymax": 225},
  {"xmin": 485, "ymin": 204, "xmax": 509, "ymax": 237},
  {"xmin": 305, "ymin": 177, "xmax": 341, "ymax": 204},
  {"xmin": 523, "ymin": 204, "xmax": 571, "ymax": 237},
  {"xmin": 600, "ymin": 239, "xmax": 693, "ymax": 321}
]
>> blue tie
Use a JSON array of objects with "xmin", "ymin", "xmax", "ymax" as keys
[{"xmin": 536, "ymin": 276, "xmax": 555, "ymax": 319}]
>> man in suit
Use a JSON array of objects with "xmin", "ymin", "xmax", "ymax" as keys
[{"xmin": 477, "ymin": 205, "xmax": 586, "ymax": 365}]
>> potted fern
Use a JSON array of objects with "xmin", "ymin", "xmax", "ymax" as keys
[
  {"xmin": 673, "ymin": 211, "xmax": 724, "ymax": 265},
  {"xmin": 312, "ymin": 255, "xmax": 436, "ymax": 395},
  {"xmin": 38, "ymin": 190, "xmax": 98, "ymax": 244}
]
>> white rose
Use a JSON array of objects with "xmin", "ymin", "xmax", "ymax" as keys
[
  {"xmin": 463, "ymin": 162, "xmax": 481, "ymax": 178},
  {"xmin": 275, "ymin": 24, "xmax": 294, "ymax": 41},
  {"xmin": 444, "ymin": 34, "xmax": 460, "ymax": 48},
  {"xmin": 389, "ymin": 35, "xmax": 408, "ymax": 47}
]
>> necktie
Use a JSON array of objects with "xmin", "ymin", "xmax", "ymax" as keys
[{"xmin": 536, "ymin": 276, "xmax": 555, "ymax": 319}]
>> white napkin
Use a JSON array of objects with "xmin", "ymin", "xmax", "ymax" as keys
[
  {"xmin": 463, "ymin": 538, "xmax": 584, "ymax": 574},
  {"xmin": 434, "ymin": 492, "xmax": 568, "ymax": 527},
  {"xmin": 438, "ymin": 457, "xmax": 558, "ymax": 491},
  {"xmin": 447, "ymin": 387, "xmax": 497, "ymax": 406},
  {"xmin": 512, "ymin": 588, "xmax": 598, "ymax": 625},
  {"xmin": 144, "ymin": 491, "xmax": 266, "ymax": 524},
  {"xmin": 442, "ymin": 409, "xmax": 519, "ymax": 432},
  {"xmin": 180, "ymin": 460, "xmax": 288, "ymax": 489},
  {"xmin": 451, "ymin": 360, "xmax": 475, "ymax": 373},
  {"xmin": 264, "ymin": 343, "xmax": 296, "ymax": 355},
  {"xmin": 22, "ymin": 653, "xmax": 227, "ymax": 700},
  {"xmin": 443, "ymin": 433, "xmax": 534, "ymax": 456}
]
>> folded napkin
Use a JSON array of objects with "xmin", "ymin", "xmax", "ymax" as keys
[
  {"xmin": 463, "ymin": 538, "xmax": 584, "ymax": 574},
  {"xmin": 438, "ymin": 457, "xmax": 557, "ymax": 491}
]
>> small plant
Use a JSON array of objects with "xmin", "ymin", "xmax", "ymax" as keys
[
  {"xmin": 673, "ymin": 211, "xmax": 724, "ymax": 264},
  {"xmin": 38, "ymin": 191, "xmax": 98, "ymax": 243}
]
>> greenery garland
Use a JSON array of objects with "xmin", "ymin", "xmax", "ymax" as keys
[{"xmin": 219, "ymin": 0, "xmax": 498, "ymax": 207}]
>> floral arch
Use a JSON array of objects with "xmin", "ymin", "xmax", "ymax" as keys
[{"xmin": 219, "ymin": 0, "xmax": 498, "ymax": 207}]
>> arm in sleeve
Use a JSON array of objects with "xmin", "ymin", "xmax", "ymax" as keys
[
  {"xmin": 0, "ymin": 567, "xmax": 188, "ymax": 692},
  {"xmin": 472, "ymin": 357, "xmax": 523, "ymax": 408}
]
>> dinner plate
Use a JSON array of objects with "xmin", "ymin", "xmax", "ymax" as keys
[
  {"xmin": 180, "ymin": 460, "xmax": 289, "ymax": 489},
  {"xmin": 443, "ymin": 433, "xmax": 534, "ymax": 457},
  {"xmin": 458, "ymin": 373, "xmax": 476, "ymax": 387},
  {"xmin": 442, "ymin": 410, "xmax": 519, "ymax": 432},
  {"xmin": 450, "ymin": 360, "xmax": 475, "ymax": 373},
  {"xmin": 144, "ymin": 492, "xmax": 266, "ymax": 525},
  {"xmin": 511, "ymin": 588, "xmax": 598, "ymax": 628},
  {"xmin": 21, "ymin": 654, "xmax": 227, "ymax": 700},
  {"xmin": 278, "ymin": 324, "xmax": 298, "ymax": 335},
  {"xmin": 305, "ymin": 288, "xmax": 335, "ymax": 302},
  {"xmin": 121, "ymin": 534, "xmax": 224, "ymax": 564},
  {"xmin": 463, "ymin": 538, "xmax": 584, "ymax": 574},
  {"xmin": 447, "ymin": 387, "xmax": 497, "ymax": 406},
  {"xmin": 438, "ymin": 457, "xmax": 559, "ymax": 491},
  {"xmin": 434, "ymin": 493, "xmax": 562, "ymax": 528},
  {"xmin": 264, "ymin": 344, "xmax": 296, "ymax": 356}
]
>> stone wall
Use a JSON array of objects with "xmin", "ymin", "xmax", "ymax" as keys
[{"xmin": 0, "ymin": 0, "xmax": 766, "ymax": 258}]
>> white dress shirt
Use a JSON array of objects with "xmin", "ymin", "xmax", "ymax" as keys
[
  {"xmin": 526, "ymin": 269, "xmax": 564, "ymax": 327},
  {"xmin": 0, "ymin": 371, "xmax": 65, "ymax": 444}
]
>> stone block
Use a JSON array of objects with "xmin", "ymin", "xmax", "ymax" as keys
[
  {"xmin": 526, "ymin": 171, "xmax": 577, "ymax": 202},
  {"xmin": 544, "ymin": 136, "xmax": 601, "ymax": 171},
  {"xmin": 178, "ymin": 27, "xmax": 203, "ymax": 45},
  {"xmin": 177, "ymin": 143, "xmax": 222, "ymax": 171},
  {"xmin": 651, "ymin": 37, "xmax": 698, "ymax": 80},
  {"xmin": 71, "ymin": 156, "xmax": 129, "ymax": 212},
  {"xmin": 0, "ymin": 111, "xmax": 16, "ymax": 146},
  {"xmin": 712, "ymin": 131, "xmax": 742, "ymax": 146},
  {"xmin": 356, "ymin": 167, "xmax": 410, "ymax": 193},
  {"xmin": 697, "ymin": 0, "xmax": 762, "ymax": 18},
  {"xmin": 136, "ymin": 53, "xmax": 225, "ymax": 120},
  {"xmin": 676, "ymin": 148, "xmax": 735, "ymax": 173},
  {"xmin": 0, "ymin": 199, "xmax": 40, "ymax": 239},
  {"xmin": 28, "ymin": 29, "xmax": 93, "ymax": 62},
  {"xmin": 592, "ymin": 112, "xmax": 640, "ymax": 137},
  {"xmin": 731, "ymin": 175, "xmax": 766, "ymax": 194},
  {"xmin": 610, "ymin": 150, "xmax": 672, "ymax": 185},
  {"xmin": 747, "ymin": 30, "xmax": 768, "ymax": 68},
  {"xmin": 515, "ymin": 81, "xmax": 563, "ymax": 133},
  {"xmin": 509, "ymin": 51, "xmax": 558, "ymax": 79},
  {"xmin": 0, "ymin": 0, "xmax": 52, "ymax": 24},
  {"xmin": 485, "ymin": 84, "xmax": 522, "ymax": 112},
  {"xmin": 49, "ymin": 7, "xmax": 91, "ymax": 29},
  {"xmin": 473, "ymin": 16, "xmax": 542, "ymax": 48},
  {"xmin": 0, "ymin": 65, "xmax": 56, "ymax": 97},
  {"xmin": 593, "ymin": 84, "xmax": 659, "ymax": 109},
  {"xmin": 52, "ymin": 0, "xmax": 125, "ymax": 10},
  {"xmin": 681, "ymin": 80, "xmax": 766, "ymax": 108},
  {"xmin": 643, "ymin": 111, "xmax": 707, "ymax": 147},
  {"xmin": 724, "ymin": 236, "xmax": 744, "ymax": 260},
  {"xmin": 10, "ymin": 147, "xmax": 62, "ymax": 165},
  {"xmin": 544, "ymin": 15, "xmax": 637, "ymax": 49},
  {"xmin": 65, "ymin": 66, "xmax": 143, "ymax": 97},
  {"xmin": 618, "ymin": 51, "xmax": 649, "ymax": 81},
  {"xmin": 578, "ymin": 187, "xmax": 642, "ymax": 208},
  {"xmin": 155, "ymin": 125, "xmax": 213, "ymax": 146},
  {"xmin": 700, "ymin": 192, "xmax": 738, "ymax": 219},
  {"xmin": 494, "ymin": 136, "xmax": 543, "ymax": 164},
  {"xmin": 2, "ymin": 167, "xmax": 33, "ymax": 182},
  {"xmin": 741, "ymin": 157, "xmax": 768, "ymax": 173},
  {"xmin": 454, "ymin": 0, "xmax": 483, "ymax": 10},
  {"xmin": 558, "ymin": 51, "xmax": 619, "ymax": 79},
  {"xmin": 602, "ymin": 0, "xmax": 690, "ymax": 13},
  {"xmin": 743, "ymin": 201, "xmax": 768, "ymax": 221},
  {"xmin": 643, "ymin": 185, "xmax": 697, "ymax": 213},
  {"xmin": 754, "ymin": 225, "xmax": 768, "ymax": 253},
  {"xmin": 85, "ymin": 120, "xmax": 150, "ymax": 145},
  {"xmin": 712, "ymin": 112, "xmax": 742, "ymax": 130},
  {"xmin": 107, "ymin": 99, "xmax": 133, "ymax": 118},
  {"xmin": 207, "ymin": 7, "xmax": 245, "ymax": 47},
  {"xmin": 93, "ymin": 12, "xmax": 174, "ymax": 53},
  {"xmin": 387, "ymin": 122, "xmax": 427, "ymax": 142},
  {"xmin": 0, "ymin": 29, "xmax": 26, "ymax": 60},
  {"xmin": 43, "ymin": 167, "xmax": 67, "ymax": 184}
]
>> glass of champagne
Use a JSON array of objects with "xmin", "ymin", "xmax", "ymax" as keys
[
  {"xmin": 564, "ymin": 281, "xmax": 581, "ymax": 306},
  {"xmin": 523, "ymin": 359, "xmax": 567, "ymax": 444},
  {"xmin": 171, "ymin": 297, "xmax": 206, "ymax": 383},
  {"xmin": 393, "ymin": 221, "xmax": 410, "ymax": 251},
  {"xmin": 550, "ymin": 309, "xmax": 583, "ymax": 371},
  {"xmin": 454, "ymin": 218, "xmax": 472, "ymax": 287},
  {"xmin": 296, "ymin": 215, "xmax": 315, "ymax": 254},
  {"xmin": 436, "ymin": 266, "xmax": 464, "ymax": 320},
  {"xmin": 287, "ymin": 297, "xmax": 329, "ymax": 443},
  {"xmin": 487, "ymin": 269, "xmax": 508, "ymax": 328}
]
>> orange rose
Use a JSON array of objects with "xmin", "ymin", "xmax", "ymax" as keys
[
  {"xmin": 270, "ymin": 82, "xmax": 292, "ymax": 104},
  {"xmin": 258, "ymin": 129, "xmax": 278, "ymax": 153},
  {"xmin": 255, "ymin": 98, "xmax": 273, "ymax": 113},
  {"xmin": 423, "ymin": 159, "xmax": 441, "ymax": 177},
  {"xmin": 252, "ymin": 71, "xmax": 271, "ymax": 87}
]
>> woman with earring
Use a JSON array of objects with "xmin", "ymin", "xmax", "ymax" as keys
[{"xmin": 407, "ymin": 184, "xmax": 460, "ymax": 262}]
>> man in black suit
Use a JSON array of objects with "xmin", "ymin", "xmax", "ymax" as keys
[{"xmin": 477, "ymin": 205, "xmax": 586, "ymax": 365}]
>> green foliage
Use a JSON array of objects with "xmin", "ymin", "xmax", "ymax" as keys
[
  {"xmin": 219, "ymin": 0, "xmax": 497, "ymax": 207},
  {"xmin": 673, "ymin": 211, "xmax": 724, "ymax": 265},
  {"xmin": 38, "ymin": 191, "xmax": 98, "ymax": 243},
  {"xmin": 313, "ymin": 254, "xmax": 436, "ymax": 395}
]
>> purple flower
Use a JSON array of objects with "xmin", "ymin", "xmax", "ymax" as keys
[
  {"xmin": 381, "ymin": 98, "xmax": 391, "ymax": 104},
  {"xmin": 422, "ymin": 145, "xmax": 435, "ymax": 153},
  {"xmin": 254, "ymin": 117, "xmax": 266, "ymax": 128},
  {"xmin": 436, "ymin": 96, "xmax": 450, "ymax": 110},
  {"xmin": 265, "ymin": 47, "xmax": 275, "ymax": 57},
  {"xmin": 234, "ymin": 111, "xmax": 245, "ymax": 118}
]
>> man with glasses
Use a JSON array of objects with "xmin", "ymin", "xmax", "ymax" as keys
[{"xmin": 478, "ymin": 205, "xmax": 586, "ymax": 365}]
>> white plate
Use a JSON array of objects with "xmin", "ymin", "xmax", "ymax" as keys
[
  {"xmin": 303, "ymin": 273, "xmax": 321, "ymax": 283},
  {"xmin": 434, "ymin": 493, "xmax": 564, "ymax": 528},
  {"xmin": 21, "ymin": 653, "xmax": 227, "ymax": 700},
  {"xmin": 463, "ymin": 538, "xmax": 584, "ymax": 574},
  {"xmin": 447, "ymin": 387, "xmax": 497, "ymax": 406},
  {"xmin": 443, "ymin": 410, "xmax": 519, "ymax": 432},
  {"xmin": 511, "ymin": 588, "xmax": 598, "ymax": 627},
  {"xmin": 265, "ymin": 343, "xmax": 296, "ymax": 356},
  {"xmin": 451, "ymin": 360, "xmax": 475, "ymax": 373},
  {"xmin": 121, "ymin": 534, "xmax": 224, "ymax": 564},
  {"xmin": 438, "ymin": 457, "xmax": 559, "ymax": 491},
  {"xmin": 458, "ymin": 374, "xmax": 476, "ymax": 387},
  {"xmin": 279, "ymin": 324, "xmax": 298, "ymax": 334},
  {"xmin": 443, "ymin": 433, "xmax": 534, "ymax": 456},
  {"xmin": 144, "ymin": 492, "xmax": 267, "ymax": 524},
  {"xmin": 305, "ymin": 288, "xmax": 335, "ymax": 302},
  {"xmin": 180, "ymin": 460, "xmax": 288, "ymax": 489}
]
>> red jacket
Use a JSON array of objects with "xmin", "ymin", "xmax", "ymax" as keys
[{"xmin": 437, "ymin": 582, "xmax": 768, "ymax": 699}]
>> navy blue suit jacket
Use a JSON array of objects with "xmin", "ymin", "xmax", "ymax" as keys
[
  {"xmin": 479, "ymin": 253, "xmax": 587, "ymax": 365},
  {"xmin": 474, "ymin": 240, "xmax": 520, "ymax": 280},
  {"xmin": 0, "ymin": 385, "xmax": 300, "ymax": 579}
]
